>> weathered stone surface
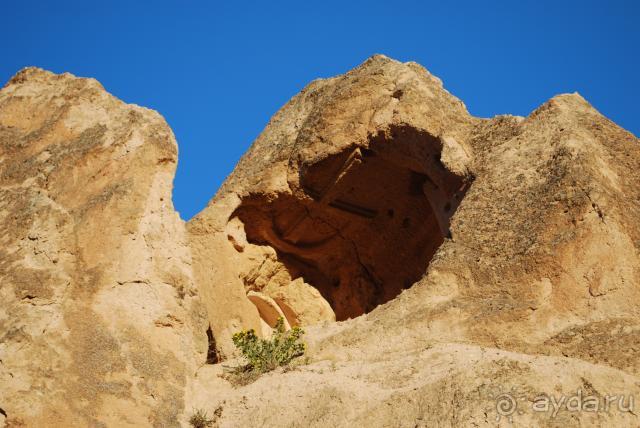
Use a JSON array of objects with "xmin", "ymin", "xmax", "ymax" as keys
[
  {"xmin": 2, "ymin": 55, "xmax": 640, "ymax": 427},
  {"xmin": 0, "ymin": 68, "xmax": 207, "ymax": 427},
  {"xmin": 188, "ymin": 55, "xmax": 640, "ymax": 426},
  {"xmin": 188, "ymin": 55, "xmax": 478, "ymax": 354}
]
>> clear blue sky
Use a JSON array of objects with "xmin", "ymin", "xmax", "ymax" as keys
[{"xmin": 3, "ymin": 1, "xmax": 638, "ymax": 219}]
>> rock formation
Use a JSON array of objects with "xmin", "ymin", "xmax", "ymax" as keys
[
  {"xmin": 0, "ymin": 68, "xmax": 207, "ymax": 426},
  {"xmin": 1, "ymin": 56, "xmax": 639, "ymax": 426}
]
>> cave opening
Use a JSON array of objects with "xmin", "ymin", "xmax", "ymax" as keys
[{"xmin": 232, "ymin": 126, "xmax": 471, "ymax": 323}]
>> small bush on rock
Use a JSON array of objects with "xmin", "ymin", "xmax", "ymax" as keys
[{"xmin": 230, "ymin": 318, "xmax": 305, "ymax": 379}]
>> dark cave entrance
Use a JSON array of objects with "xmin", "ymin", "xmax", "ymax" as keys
[{"xmin": 233, "ymin": 126, "xmax": 471, "ymax": 321}]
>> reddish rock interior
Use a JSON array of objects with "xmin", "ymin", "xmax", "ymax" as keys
[{"xmin": 233, "ymin": 126, "xmax": 470, "ymax": 320}]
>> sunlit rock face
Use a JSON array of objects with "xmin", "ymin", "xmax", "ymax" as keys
[
  {"xmin": 2, "ymin": 55, "xmax": 640, "ymax": 427},
  {"xmin": 0, "ymin": 68, "xmax": 207, "ymax": 427}
]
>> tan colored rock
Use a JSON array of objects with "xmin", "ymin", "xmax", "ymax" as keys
[
  {"xmin": 188, "ymin": 55, "xmax": 640, "ymax": 426},
  {"xmin": 2, "ymin": 55, "xmax": 640, "ymax": 427},
  {"xmin": 189, "ymin": 55, "xmax": 476, "ymax": 355},
  {"xmin": 0, "ymin": 68, "xmax": 208, "ymax": 427},
  {"xmin": 247, "ymin": 290, "xmax": 291, "ymax": 332},
  {"xmin": 267, "ymin": 277, "xmax": 336, "ymax": 327},
  {"xmin": 232, "ymin": 220, "xmax": 336, "ymax": 328}
]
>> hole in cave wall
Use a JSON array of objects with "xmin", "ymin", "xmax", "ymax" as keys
[{"xmin": 232, "ymin": 125, "xmax": 471, "ymax": 322}]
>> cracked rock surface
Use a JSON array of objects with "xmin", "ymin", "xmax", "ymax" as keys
[
  {"xmin": 2, "ymin": 55, "xmax": 640, "ymax": 426},
  {"xmin": 0, "ymin": 68, "xmax": 207, "ymax": 427}
]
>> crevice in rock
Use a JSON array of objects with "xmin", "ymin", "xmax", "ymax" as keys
[
  {"xmin": 205, "ymin": 326, "xmax": 219, "ymax": 364},
  {"xmin": 231, "ymin": 125, "xmax": 472, "ymax": 322}
]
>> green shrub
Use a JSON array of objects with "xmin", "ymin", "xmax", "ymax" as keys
[
  {"xmin": 188, "ymin": 408, "xmax": 213, "ymax": 428},
  {"xmin": 231, "ymin": 317, "xmax": 305, "ymax": 374}
]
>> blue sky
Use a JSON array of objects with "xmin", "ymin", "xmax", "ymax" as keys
[{"xmin": 2, "ymin": 1, "xmax": 638, "ymax": 219}]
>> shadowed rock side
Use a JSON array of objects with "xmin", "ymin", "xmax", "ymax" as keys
[{"xmin": 1, "ymin": 55, "xmax": 640, "ymax": 427}]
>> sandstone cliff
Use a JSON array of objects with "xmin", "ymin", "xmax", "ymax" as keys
[
  {"xmin": 0, "ymin": 68, "xmax": 207, "ymax": 426},
  {"xmin": 1, "ymin": 56, "xmax": 639, "ymax": 427}
]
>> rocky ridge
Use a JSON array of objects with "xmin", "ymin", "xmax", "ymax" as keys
[{"xmin": 1, "ymin": 56, "xmax": 639, "ymax": 427}]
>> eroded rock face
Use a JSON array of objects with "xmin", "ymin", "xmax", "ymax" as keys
[
  {"xmin": 2, "ymin": 55, "xmax": 640, "ymax": 427},
  {"xmin": 188, "ymin": 56, "xmax": 477, "ymax": 354},
  {"xmin": 232, "ymin": 128, "xmax": 470, "ymax": 322},
  {"xmin": 188, "ymin": 55, "xmax": 640, "ymax": 426},
  {"xmin": 0, "ymin": 68, "xmax": 207, "ymax": 427}
]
